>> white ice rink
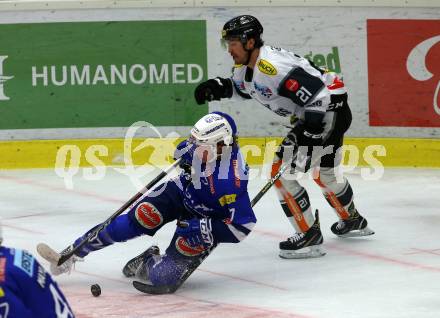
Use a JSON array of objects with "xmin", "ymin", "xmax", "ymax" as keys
[{"xmin": 1, "ymin": 166, "xmax": 440, "ymax": 318}]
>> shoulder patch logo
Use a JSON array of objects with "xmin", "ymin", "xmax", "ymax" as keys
[
  {"xmin": 13, "ymin": 250, "xmax": 34, "ymax": 278},
  {"xmin": 258, "ymin": 59, "xmax": 277, "ymax": 76},
  {"xmin": 219, "ymin": 194, "xmax": 237, "ymax": 206}
]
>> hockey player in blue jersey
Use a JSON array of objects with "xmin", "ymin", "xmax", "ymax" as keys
[
  {"xmin": 38, "ymin": 111, "xmax": 256, "ymax": 293},
  {"xmin": 0, "ymin": 221, "xmax": 75, "ymax": 317}
]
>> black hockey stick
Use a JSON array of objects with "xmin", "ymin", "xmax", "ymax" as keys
[
  {"xmin": 57, "ymin": 159, "xmax": 181, "ymax": 266},
  {"xmin": 133, "ymin": 162, "xmax": 290, "ymax": 294},
  {"xmin": 250, "ymin": 163, "xmax": 289, "ymax": 207}
]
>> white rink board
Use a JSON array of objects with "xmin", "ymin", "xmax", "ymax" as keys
[
  {"xmin": 1, "ymin": 0, "xmax": 439, "ymax": 10},
  {"xmin": 0, "ymin": 6, "xmax": 439, "ymax": 139}
]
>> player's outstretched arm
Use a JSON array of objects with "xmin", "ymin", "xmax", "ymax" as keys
[{"xmin": 194, "ymin": 77, "xmax": 233, "ymax": 104}]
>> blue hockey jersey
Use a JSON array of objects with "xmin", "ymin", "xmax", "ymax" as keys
[
  {"xmin": 0, "ymin": 245, "xmax": 74, "ymax": 318},
  {"xmin": 70, "ymin": 143, "xmax": 257, "ymax": 258},
  {"xmin": 180, "ymin": 145, "xmax": 256, "ymax": 243}
]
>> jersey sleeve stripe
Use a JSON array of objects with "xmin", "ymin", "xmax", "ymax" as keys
[{"xmin": 226, "ymin": 222, "xmax": 256, "ymax": 241}]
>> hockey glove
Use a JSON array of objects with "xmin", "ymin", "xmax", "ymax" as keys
[
  {"xmin": 173, "ymin": 140, "xmax": 194, "ymax": 173},
  {"xmin": 194, "ymin": 77, "xmax": 233, "ymax": 105},
  {"xmin": 176, "ymin": 218, "xmax": 214, "ymax": 248},
  {"xmin": 292, "ymin": 121, "xmax": 324, "ymax": 147}
]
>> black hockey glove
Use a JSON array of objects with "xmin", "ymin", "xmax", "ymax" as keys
[
  {"xmin": 194, "ymin": 77, "xmax": 233, "ymax": 105},
  {"xmin": 292, "ymin": 121, "xmax": 324, "ymax": 147}
]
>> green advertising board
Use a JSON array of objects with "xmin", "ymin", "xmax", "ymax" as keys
[{"xmin": 0, "ymin": 20, "xmax": 207, "ymax": 129}]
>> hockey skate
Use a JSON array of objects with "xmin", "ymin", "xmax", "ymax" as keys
[
  {"xmin": 37, "ymin": 243, "xmax": 83, "ymax": 276},
  {"xmin": 331, "ymin": 203, "xmax": 374, "ymax": 238},
  {"xmin": 122, "ymin": 245, "xmax": 160, "ymax": 278},
  {"xmin": 279, "ymin": 210, "xmax": 326, "ymax": 259}
]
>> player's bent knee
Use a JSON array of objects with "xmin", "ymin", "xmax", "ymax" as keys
[
  {"xmin": 314, "ymin": 168, "xmax": 337, "ymax": 185},
  {"xmin": 314, "ymin": 168, "xmax": 354, "ymax": 209}
]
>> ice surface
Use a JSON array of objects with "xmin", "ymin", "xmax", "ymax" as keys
[{"xmin": 1, "ymin": 166, "xmax": 440, "ymax": 318}]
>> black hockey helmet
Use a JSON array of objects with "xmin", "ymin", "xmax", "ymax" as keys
[{"xmin": 221, "ymin": 15, "xmax": 264, "ymax": 47}]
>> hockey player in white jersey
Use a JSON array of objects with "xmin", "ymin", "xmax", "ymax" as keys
[{"xmin": 194, "ymin": 15, "xmax": 374, "ymax": 259}]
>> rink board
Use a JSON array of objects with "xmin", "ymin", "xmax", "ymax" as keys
[
  {"xmin": 0, "ymin": 6, "xmax": 439, "ymax": 140},
  {"xmin": 0, "ymin": 137, "xmax": 439, "ymax": 169}
]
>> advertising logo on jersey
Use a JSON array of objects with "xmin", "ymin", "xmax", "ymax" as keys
[
  {"xmin": 0, "ymin": 258, "xmax": 5, "ymax": 282},
  {"xmin": 135, "ymin": 202, "xmax": 163, "ymax": 229},
  {"xmin": 207, "ymin": 174, "xmax": 215, "ymax": 194},
  {"xmin": 274, "ymin": 108, "xmax": 292, "ymax": 117},
  {"xmin": 233, "ymin": 159, "xmax": 241, "ymax": 188},
  {"xmin": 233, "ymin": 79, "xmax": 245, "ymax": 91},
  {"xmin": 175, "ymin": 237, "xmax": 205, "ymax": 257},
  {"xmin": 218, "ymin": 194, "xmax": 237, "ymax": 206},
  {"xmin": 13, "ymin": 250, "xmax": 34, "ymax": 277},
  {"xmin": 258, "ymin": 59, "xmax": 277, "ymax": 76},
  {"xmin": 253, "ymin": 82, "xmax": 273, "ymax": 98},
  {"xmin": 285, "ymin": 79, "xmax": 299, "ymax": 92},
  {"xmin": 368, "ymin": 20, "xmax": 440, "ymax": 127}
]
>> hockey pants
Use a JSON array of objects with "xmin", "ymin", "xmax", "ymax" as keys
[{"xmin": 272, "ymin": 105, "xmax": 356, "ymax": 232}]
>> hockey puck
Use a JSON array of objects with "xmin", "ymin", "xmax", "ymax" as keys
[{"xmin": 91, "ymin": 284, "xmax": 101, "ymax": 297}]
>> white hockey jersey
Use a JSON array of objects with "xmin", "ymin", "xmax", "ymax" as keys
[{"xmin": 230, "ymin": 45, "xmax": 346, "ymax": 135}]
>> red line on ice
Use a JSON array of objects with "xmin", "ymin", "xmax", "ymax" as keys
[
  {"xmin": 0, "ymin": 174, "xmax": 125, "ymax": 204},
  {"xmin": 3, "ymin": 173, "xmax": 439, "ymax": 274},
  {"xmin": 70, "ymin": 269, "xmax": 312, "ymax": 318},
  {"xmin": 197, "ymin": 268, "xmax": 288, "ymax": 291},
  {"xmin": 253, "ymin": 229, "xmax": 440, "ymax": 273}
]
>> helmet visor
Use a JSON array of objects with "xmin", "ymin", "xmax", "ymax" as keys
[
  {"xmin": 220, "ymin": 29, "xmax": 244, "ymax": 50},
  {"xmin": 188, "ymin": 135, "xmax": 218, "ymax": 163}
]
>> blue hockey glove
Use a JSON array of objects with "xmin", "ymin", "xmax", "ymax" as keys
[
  {"xmin": 175, "ymin": 218, "xmax": 213, "ymax": 248},
  {"xmin": 173, "ymin": 140, "xmax": 195, "ymax": 172}
]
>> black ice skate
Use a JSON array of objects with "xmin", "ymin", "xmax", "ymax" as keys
[
  {"xmin": 331, "ymin": 203, "xmax": 374, "ymax": 238},
  {"xmin": 122, "ymin": 245, "xmax": 160, "ymax": 278},
  {"xmin": 279, "ymin": 210, "xmax": 326, "ymax": 259}
]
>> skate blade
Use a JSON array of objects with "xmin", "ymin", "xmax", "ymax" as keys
[
  {"xmin": 37, "ymin": 243, "xmax": 60, "ymax": 264},
  {"xmin": 279, "ymin": 245, "xmax": 326, "ymax": 259},
  {"xmin": 337, "ymin": 227, "xmax": 375, "ymax": 238}
]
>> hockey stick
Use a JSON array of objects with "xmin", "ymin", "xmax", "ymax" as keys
[
  {"xmin": 250, "ymin": 163, "xmax": 289, "ymax": 207},
  {"xmin": 55, "ymin": 159, "xmax": 181, "ymax": 266},
  {"xmin": 133, "ymin": 162, "xmax": 290, "ymax": 294}
]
